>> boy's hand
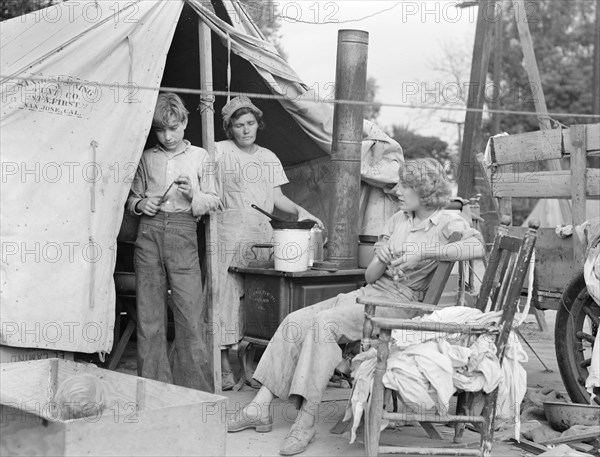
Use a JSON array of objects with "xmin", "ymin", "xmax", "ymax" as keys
[
  {"xmin": 175, "ymin": 174, "xmax": 193, "ymax": 201},
  {"xmin": 138, "ymin": 197, "xmax": 161, "ymax": 216}
]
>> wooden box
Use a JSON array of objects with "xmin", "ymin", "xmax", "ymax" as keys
[
  {"xmin": 230, "ymin": 266, "xmax": 365, "ymax": 342},
  {"xmin": 0, "ymin": 345, "xmax": 74, "ymax": 364},
  {"xmin": 0, "ymin": 359, "xmax": 227, "ymax": 456}
]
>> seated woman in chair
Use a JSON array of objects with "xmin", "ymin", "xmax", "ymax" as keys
[{"xmin": 227, "ymin": 158, "xmax": 485, "ymax": 456}]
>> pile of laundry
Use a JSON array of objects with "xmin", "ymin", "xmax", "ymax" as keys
[{"xmin": 344, "ymin": 306, "xmax": 529, "ymax": 444}]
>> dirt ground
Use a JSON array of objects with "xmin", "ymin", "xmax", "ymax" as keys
[{"xmin": 105, "ymin": 310, "xmax": 566, "ymax": 457}]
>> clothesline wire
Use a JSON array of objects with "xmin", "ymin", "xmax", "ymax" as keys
[
  {"xmin": 280, "ymin": 2, "xmax": 402, "ymax": 25},
  {"xmin": 2, "ymin": 74, "xmax": 600, "ymax": 120}
]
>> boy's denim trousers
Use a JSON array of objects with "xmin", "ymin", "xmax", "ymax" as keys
[{"xmin": 134, "ymin": 211, "xmax": 210, "ymax": 390}]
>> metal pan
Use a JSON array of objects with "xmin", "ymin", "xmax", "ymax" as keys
[{"xmin": 251, "ymin": 204, "xmax": 316, "ymax": 230}]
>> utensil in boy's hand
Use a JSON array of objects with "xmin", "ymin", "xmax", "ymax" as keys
[
  {"xmin": 158, "ymin": 181, "xmax": 177, "ymax": 205},
  {"xmin": 175, "ymin": 174, "xmax": 193, "ymax": 200}
]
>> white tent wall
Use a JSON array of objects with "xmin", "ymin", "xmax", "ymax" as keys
[
  {"xmin": 1, "ymin": 0, "xmax": 403, "ymax": 355},
  {"xmin": 1, "ymin": 1, "xmax": 183, "ymax": 353}
]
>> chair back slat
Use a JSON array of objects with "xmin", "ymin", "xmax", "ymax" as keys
[
  {"xmin": 494, "ymin": 225, "xmax": 538, "ymax": 359},
  {"xmin": 422, "ymin": 232, "xmax": 463, "ymax": 304},
  {"xmin": 475, "ymin": 225, "xmax": 507, "ymax": 311},
  {"xmin": 474, "ymin": 220, "xmax": 538, "ymax": 359},
  {"xmin": 475, "ymin": 221, "xmax": 538, "ymax": 313},
  {"xmin": 493, "ymin": 252, "xmax": 516, "ymax": 313},
  {"xmin": 499, "ymin": 235, "xmax": 524, "ymax": 252}
]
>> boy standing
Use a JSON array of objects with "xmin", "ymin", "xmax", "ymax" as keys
[{"xmin": 127, "ymin": 93, "xmax": 219, "ymax": 390}]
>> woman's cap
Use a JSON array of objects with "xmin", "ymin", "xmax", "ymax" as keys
[{"xmin": 222, "ymin": 96, "xmax": 263, "ymax": 124}]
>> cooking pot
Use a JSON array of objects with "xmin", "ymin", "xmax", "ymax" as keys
[
  {"xmin": 251, "ymin": 204, "xmax": 316, "ymax": 230},
  {"xmin": 251, "ymin": 205, "xmax": 316, "ymax": 272},
  {"xmin": 358, "ymin": 235, "xmax": 378, "ymax": 268}
]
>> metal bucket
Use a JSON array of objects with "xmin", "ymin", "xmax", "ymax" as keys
[{"xmin": 273, "ymin": 228, "xmax": 311, "ymax": 272}]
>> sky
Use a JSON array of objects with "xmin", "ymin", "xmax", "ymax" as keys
[{"xmin": 276, "ymin": 1, "xmax": 480, "ymax": 148}]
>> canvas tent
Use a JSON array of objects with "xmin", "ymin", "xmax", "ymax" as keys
[{"xmin": 0, "ymin": 0, "xmax": 403, "ymax": 355}]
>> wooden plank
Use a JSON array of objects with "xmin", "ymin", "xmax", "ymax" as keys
[
  {"xmin": 570, "ymin": 125, "xmax": 588, "ymax": 266},
  {"xmin": 587, "ymin": 124, "xmax": 600, "ymax": 152},
  {"xmin": 382, "ymin": 412, "xmax": 485, "ymax": 423},
  {"xmin": 491, "ymin": 129, "xmax": 564, "ymax": 165},
  {"xmin": 369, "ymin": 317, "xmax": 493, "ymax": 334},
  {"xmin": 498, "ymin": 198, "xmax": 513, "ymax": 224},
  {"xmin": 198, "ymin": 19, "xmax": 220, "ymax": 394},
  {"xmin": 358, "ymin": 298, "xmax": 440, "ymax": 312},
  {"xmin": 378, "ymin": 447, "xmax": 480, "ymax": 456},
  {"xmin": 491, "ymin": 169, "xmax": 600, "ymax": 198},
  {"xmin": 508, "ymin": 438, "xmax": 547, "ymax": 455},
  {"xmin": 540, "ymin": 431, "xmax": 600, "ymax": 446},
  {"xmin": 488, "ymin": 124, "xmax": 599, "ymax": 164},
  {"xmin": 506, "ymin": 227, "xmax": 577, "ymax": 292},
  {"xmin": 0, "ymin": 345, "xmax": 74, "ymax": 364}
]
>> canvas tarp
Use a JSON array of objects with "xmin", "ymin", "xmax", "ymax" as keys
[
  {"xmin": 0, "ymin": 0, "xmax": 403, "ymax": 354},
  {"xmin": 1, "ymin": 1, "xmax": 185, "ymax": 353}
]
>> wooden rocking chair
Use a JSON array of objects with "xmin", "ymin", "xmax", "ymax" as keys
[{"xmin": 361, "ymin": 218, "xmax": 539, "ymax": 457}]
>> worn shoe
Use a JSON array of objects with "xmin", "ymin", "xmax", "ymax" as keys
[
  {"xmin": 227, "ymin": 408, "xmax": 272, "ymax": 433},
  {"xmin": 279, "ymin": 423, "xmax": 316, "ymax": 456},
  {"xmin": 222, "ymin": 371, "xmax": 236, "ymax": 391}
]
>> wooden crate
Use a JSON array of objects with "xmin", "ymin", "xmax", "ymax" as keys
[
  {"xmin": 0, "ymin": 345, "xmax": 74, "ymax": 364},
  {"xmin": 480, "ymin": 123, "xmax": 599, "ymax": 298},
  {"xmin": 0, "ymin": 359, "xmax": 227, "ymax": 456}
]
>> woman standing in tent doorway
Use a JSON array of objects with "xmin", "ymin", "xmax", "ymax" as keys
[{"xmin": 214, "ymin": 96, "xmax": 323, "ymax": 391}]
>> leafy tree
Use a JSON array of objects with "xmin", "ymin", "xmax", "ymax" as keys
[
  {"xmin": 1, "ymin": 0, "xmax": 54, "ymax": 21},
  {"xmin": 486, "ymin": 0, "xmax": 597, "ymax": 135},
  {"xmin": 486, "ymin": 1, "xmax": 597, "ymax": 225},
  {"xmin": 364, "ymin": 76, "xmax": 381, "ymax": 122},
  {"xmin": 390, "ymin": 125, "xmax": 450, "ymax": 163}
]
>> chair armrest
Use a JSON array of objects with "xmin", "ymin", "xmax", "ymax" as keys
[
  {"xmin": 358, "ymin": 297, "xmax": 440, "ymax": 313},
  {"xmin": 368, "ymin": 316, "xmax": 498, "ymax": 334}
]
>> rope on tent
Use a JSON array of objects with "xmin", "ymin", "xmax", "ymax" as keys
[
  {"xmin": 90, "ymin": 140, "xmax": 98, "ymax": 213},
  {"xmin": 3, "ymin": 74, "xmax": 600, "ymax": 120},
  {"xmin": 198, "ymin": 95, "xmax": 215, "ymax": 115},
  {"xmin": 226, "ymin": 33, "xmax": 232, "ymax": 103},
  {"xmin": 127, "ymin": 36, "xmax": 134, "ymax": 84}
]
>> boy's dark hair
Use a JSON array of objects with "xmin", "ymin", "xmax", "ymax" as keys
[
  {"xmin": 152, "ymin": 93, "xmax": 189, "ymax": 129},
  {"xmin": 224, "ymin": 107, "xmax": 265, "ymax": 140}
]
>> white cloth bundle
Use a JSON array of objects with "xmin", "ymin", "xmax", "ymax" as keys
[{"xmin": 346, "ymin": 306, "xmax": 529, "ymax": 443}]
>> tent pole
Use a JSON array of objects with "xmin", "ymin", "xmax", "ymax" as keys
[
  {"xmin": 327, "ymin": 29, "xmax": 369, "ymax": 269},
  {"xmin": 457, "ymin": 0, "xmax": 495, "ymax": 203},
  {"xmin": 199, "ymin": 18, "xmax": 221, "ymax": 394}
]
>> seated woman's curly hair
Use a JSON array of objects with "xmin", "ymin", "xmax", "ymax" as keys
[{"xmin": 399, "ymin": 158, "xmax": 451, "ymax": 209}]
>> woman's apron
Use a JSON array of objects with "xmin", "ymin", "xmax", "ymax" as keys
[
  {"xmin": 216, "ymin": 210, "xmax": 272, "ymax": 347},
  {"xmin": 214, "ymin": 141, "xmax": 275, "ymax": 347}
]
